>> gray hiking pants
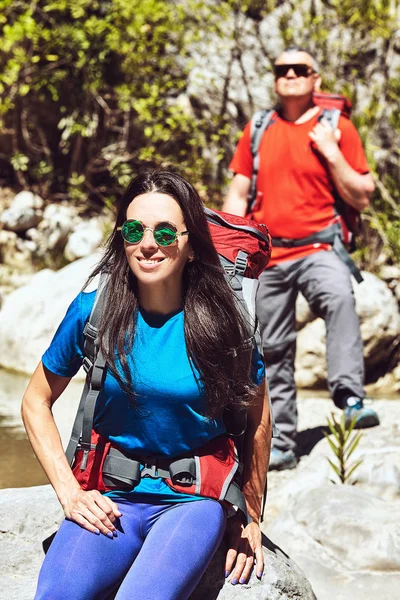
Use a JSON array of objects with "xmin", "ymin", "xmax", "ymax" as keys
[{"xmin": 256, "ymin": 250, "xmax": 365, "ymax": 452}]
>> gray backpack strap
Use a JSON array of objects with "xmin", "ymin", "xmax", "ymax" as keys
[
  {"xmin": 319, "ymin": 107, "xmax": 341, "ymax": 130},
  {"xmin": 239, "ymin": 276, "xmax": 258, "ymax": 337},
  {"xmin": 248, "ymin": 109, "xmax": 276, "ymax": 214},
  {"xmin": 65, "ymin": 272, "xmax": 109, "ymax": 466}
]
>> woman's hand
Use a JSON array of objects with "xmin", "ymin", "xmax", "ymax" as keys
[
  {"xmin": 63, "ymin": 487, "xmax": 122, "ymax": 538},
  {"xmin": 224, "ymin": 514, "xmax": 264, "ymax": 584}
]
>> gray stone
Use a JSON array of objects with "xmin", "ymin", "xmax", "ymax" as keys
[
  {"xmin": 1, "ymin": 191, "xmax": 43, "ymax": 232},
  {"xmin": 32, "ymin": 203, "xmax": 81, "ymax": 253},
  {"xmin": 0, "ymin": 205, "xmax": 42, "ymax": 233},
  {"xmin": 0, "ymin": 230, "xmax": 35, "ymax": 272},
  {"xmin": 356, "ymin": 272, "xmax": 400, "ymax": 368},
  {"xmin": 267, "ymin": 485, "xmax": 400, "ymax": 600},
  {"xmin": 11, "ymin": 191, "xmax": 44, "ymax": 211},
  {"xmin": 0, "ymin": 486, "xmax": 316, "ymax": 600},
  {"xmin": 64, "ymin": 218, "xmax": 106, "ymax": 262},
  {"xmin": 0, "ymin": 486, "xmax": 63, "ymax": 600},
  {"xmin": 0, "ymin": 253, "xmax": 101, "ymax": 377},
  {"xmin": 379, "ymin": 265, "xmax": 400, "ymax": 282},
  {"xmin": 189, "ymin": 536, "xmax": 316, "ymax": 599},
  {"xmin": 265, "ymin": 397, "xmax": 400, "ymax": 600},
  {"xmin": 295, "ymin": 293, "xmax": 316, "ymax": 330}
]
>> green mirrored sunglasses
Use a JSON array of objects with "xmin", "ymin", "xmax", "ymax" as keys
[{"xmin": 118, "ymin": 220, "xmax": 189, "ymax": 247}]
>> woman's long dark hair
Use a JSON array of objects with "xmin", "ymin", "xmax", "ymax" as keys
[{"xmin": 87, "ymin": 170, "xmax": 257, "ymax": 419}]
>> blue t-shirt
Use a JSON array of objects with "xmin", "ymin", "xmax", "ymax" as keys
[{"xmin": 43, "ymin": 290, "xmax": 265, "ymax": 502}]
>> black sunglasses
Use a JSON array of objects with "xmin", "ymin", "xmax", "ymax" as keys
[
  {"xmin": 118, "ymin": 219, "xmax": 189, "ymax": 247},
  {"xmin": 274, "ymin": 64, "xmax": 316, "ymax": 79}
]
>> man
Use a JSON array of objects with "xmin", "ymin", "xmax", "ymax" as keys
[{"xmin": 223, "ymin": 47, "xmax": 379, "ymax": 471}]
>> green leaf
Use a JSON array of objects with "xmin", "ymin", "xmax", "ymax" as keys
[
  {"xmin": 323, "ymin": 432, "xmax": 340, "ymax": 457},
  {"xmin": 345, "ymin": 460, "xmax": 364, "ymax": 482},
  {"xmin": 327, "ymin": 458, "xmax": 341, "ymax": 479},
  {"xmin": 344, "ymin": 432, "xmax": 363, "ymax": 460}
]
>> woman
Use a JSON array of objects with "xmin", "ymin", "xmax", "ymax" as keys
[{"xmin": 21, "ymin": 170, "xmax": 271, "ymax": 600}]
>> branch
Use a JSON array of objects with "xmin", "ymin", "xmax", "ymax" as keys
[
  {"xmin": 374, "ymin": 178, "xmax": 400, "ymax": 218},
  {"xmin": 368, "ymin": 201, "xmax": 389, "ymax": 246}
]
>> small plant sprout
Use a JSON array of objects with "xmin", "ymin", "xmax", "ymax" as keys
[{"xmin": 324, "ymin": 413, "xmax": 363, "ymax": 484}]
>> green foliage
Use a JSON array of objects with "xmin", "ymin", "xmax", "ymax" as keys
[
  {"xmin": 0, "ymin": 0, "xmax": 229, "ymax": 206},
  {"xmin": 324, "ymin": 413, "xmax": 363, "ymax": 485},
  {"xmin": 0, "ymin": 0, "xmax": 399, "ymax": 268}
]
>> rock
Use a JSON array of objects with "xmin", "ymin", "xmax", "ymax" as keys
[
  {"xmin": 356, "ymin": 272, "xmax": 400, "ymax": 368},
  {"xmin": 190, "ymin": 536, "xmax": 316, "ymax": 600},
  {"xmin": 295, "ymin": 319, "xmax": 326, "ymax": 388},
  {"xmin": 0, "ymin": 230, "xmax": 36, "ymax": 272},
  {"xmin": 0, "ymin": 206, "xmax": 42, "ymax": 233},
  {"xmin": 379, "ymin": 265, "xmax": 400, "ymax": 282},
  {"xmin": 267, "ymin": 485, "xmax": 400, "ymax": 600},
  {"xmin": 295, "ymin": 271, "xmax": 400, "ymax": 388},
  {"xmin": 394, "ymin": 282, "xmax": 400, "ymax": 304},
  {"xmin": 0, "ymin": 191, "xmax": 44, "ymax": 233},
  {"xmin": 0, "ymin": 485, "xmax": 316, "ymax": 600},
  {"xmin": 0, "ymin": 486, "xmax": 63, "ymax": 600},
  {"xmin": 11, "ymin": 191, "xmax": 44, "ymax": 211},
  {"xmin": 0, "ymin": 253, "xmax": 101, "ymax": 377},
  {"xmin": 64, "ymin": 218, "xmax": 106, "ymax": 262},
  {"xmin": 296, "ymin": 293, "xmax": 316, "ymax": 330},
  {"xmin": 265, "ymin": 396, "xmax": 400, "ymax": 600},
  {"xmin": 0, "ymin": 186, "xmax": 16, "ymax": 212},
  {"xmin": 37, "ymin": 204, "xmax": 81, "ymax": 251}
]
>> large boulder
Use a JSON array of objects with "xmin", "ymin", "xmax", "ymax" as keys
[
  {"xmin": 295, "ymin": 271, "xmax": 400, "ymax": 388},
  {"xmin": 0, "ymin": 486, "xmax": 316, "ymax": 600},
  {"xmin": 0, "ymin": 254, "xmax": 101, "ymax": 377},
  {"xmin": 267, "ymin": 485, "xmax": 400, "ymax": 600},
  {"xmin": 265, "ymin": 397, "xmax": 400, "ymax": 600}
]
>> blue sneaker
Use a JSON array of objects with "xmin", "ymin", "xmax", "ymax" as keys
[
  {"xmin": 344, "ymin": 397, "xmax": 380, "ymax": 429},
  {"xmin": 269, "ymin": 448, "xmax": 298, "ymax": 471}
]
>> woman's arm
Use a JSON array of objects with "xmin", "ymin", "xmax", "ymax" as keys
[
  {"xmin": 241, "ymin": 378, "xmax": 271, "ymax": 522},
  {"xmin": 224, "ymin": 379, "xmax": 272, "ymax": 583},
  {"xmin": 21, "ymin": 361, "xmax": 121, "ymax": 537}
]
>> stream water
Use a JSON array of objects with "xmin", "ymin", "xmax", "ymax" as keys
[{"xmin": 0, "ymin": 368, "xmax": 81, "ymax": 489}]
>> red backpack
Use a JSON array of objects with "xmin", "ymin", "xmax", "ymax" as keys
[{"xmin": 313, "ymin": 90, "xmax": 352, "ymax": 118}]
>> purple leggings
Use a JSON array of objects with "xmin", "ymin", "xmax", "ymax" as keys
[{"xmin": 34, "ymin": 498, "xmax": 226, "ymax": 600}]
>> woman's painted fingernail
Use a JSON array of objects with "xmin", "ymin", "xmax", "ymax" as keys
[
  {"xmin": 93, "ymin": 529, "xmax": 100, "ymax": 535},
  {"xmin": 239, "ymin": 578, "xmax": 246, "ymax": 584},
  {"xmin": 257, "ymin": 571, "xmax": 263, "ymax": 579},
  {"xmin": 106, "ymin": 532, "xmax": 113, "ymax": 539},
  {"xmin": 224, "ymin": 571, "xmax": 230, "ymax": 578},
  {"xmin": 113, "ymin": 530, "xmax": 118, "ymax": 537},
  {"xmin": 231, "ymin": 578, "xmax": 238, "ymax": 585}
]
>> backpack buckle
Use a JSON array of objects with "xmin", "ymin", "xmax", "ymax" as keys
[
  {"xmin": 141, "ymin": 463, "xmax": 159, "ymax": 478},
  {"xmin": 82, "ymin": 357, "xmax": 93, "ymax": 373},
  {"xmin": 234, "ymin": 251, "xmax": 248, "ymax": 276},
  {"xmin": 279, "ymin": 238, "xmax": 295, "ymax": 248}
]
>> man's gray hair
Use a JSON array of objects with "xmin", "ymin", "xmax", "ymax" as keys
[{"xmin": 278, "ymin": 46, "xmax": 319, "ymax": 73}]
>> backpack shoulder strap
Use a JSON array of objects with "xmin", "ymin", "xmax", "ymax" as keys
[
  {"xmin": 319, "ymin": 107, "xmax": 341, "ymax": 130},
  {"xmin": 248, "ymin": 109, "xmax": 276, "ymax": 214},
  {"xmin": 239, "ymin": 276, "xmax": 258, "ymax": 338},
  {"xmin": 65, "ymin": 271, "xmax": 108, "ymax": 465}
]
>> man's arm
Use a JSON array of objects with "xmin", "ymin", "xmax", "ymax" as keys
[
  {"xmin": 309, "ymin": 121, "xmax": 375, "ymax": 211},
  {"xmin": 223, "ymin": 174, "xmax": 251, "ymax": 217}
]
